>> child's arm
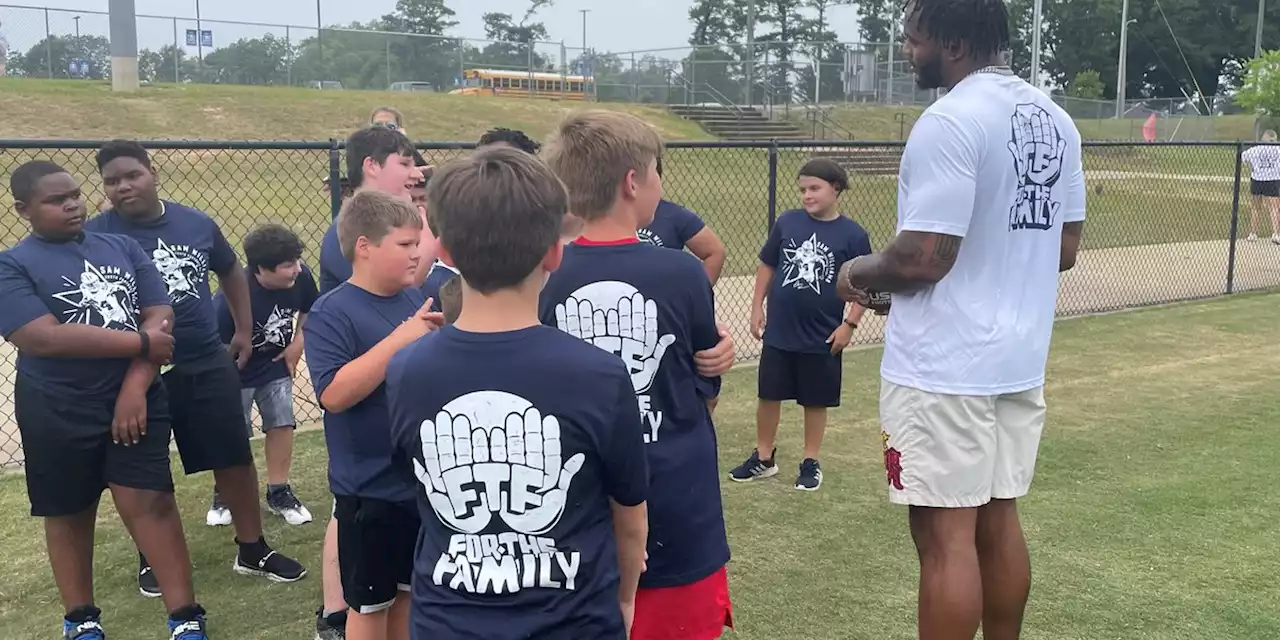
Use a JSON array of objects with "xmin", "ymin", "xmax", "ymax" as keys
[
  {"xmin": 602, "ymin": 371, "xmax": 649, "ymax": 632},
  {"xmin": 751, "ymin": 221, "xmax": 784, "ymax": 341},
  {"xmin": 305, "ymin": 297, "xmax": 442, "ymax": 414},
  {"xmin": 209, "ymin": 223, "xmax": 253, "ymax": 367},
  {"xmin": 277, "ymin": 266, "xmax": 320, "ymax": 378}
]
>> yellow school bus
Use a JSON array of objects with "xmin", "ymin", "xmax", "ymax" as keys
[{"xmin": 449, "ymin": 69, "xmax": 593, "ymax": 101}]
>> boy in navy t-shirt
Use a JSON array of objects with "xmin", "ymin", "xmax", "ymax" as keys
[
  {"xmin": 214, "ymin": 224, "xmax": 319, "ymax": 526},
  {"xmin": 1, "ymin": 161, "xmax": 211, "ymax": 639},
  {"xmin": 729, "ymin": 158, "xmax": 873, "ymax": 492},
  {"xmin": 304, "ymin": 189, "xmax": 444, "ymax": 640},
  {"xmin": 88, "ymin": 140, "xmax": 306, "ymax": 596},
  {"xmin": 387, "ymin": 145, "xmax": 649, "ymax": 640},
  {"xmin": 639, "ymin": 158, "xmax": 727, "ymax": 286},
  {"xmin": 541, "ymin": 110, "xmax": 735, "ymax": 640}
]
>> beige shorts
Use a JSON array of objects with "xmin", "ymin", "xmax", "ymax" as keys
[{"xmin": 879, "ymin": 379, "xmax": 1047, "ymax": 508}]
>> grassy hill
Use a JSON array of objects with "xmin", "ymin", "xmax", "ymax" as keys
[{"xmin": 0, "ymin": 79, "xmax": 709, "ymax": 142}]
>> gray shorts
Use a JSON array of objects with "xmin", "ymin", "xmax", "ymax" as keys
[{"xmin": 240, "ymin": 377, "xmax": 296, "ymax": 434}]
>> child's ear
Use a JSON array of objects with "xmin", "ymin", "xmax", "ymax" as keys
[
  {"xmin": 13, "ymin": 200, "xmax": 29, "ymax": 221},
  {"xmin": 438, "ymin": 243, "xmax": 457, "ymax": 269},
  {"xmin": 544, "ymin": 240, "xmax": 564, "ymax": 274}
]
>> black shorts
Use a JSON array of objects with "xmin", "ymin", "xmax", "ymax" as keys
[
  {"xmin": 1251, "ymin": 179, "xmax": 1280, "ymax": 197},
  {"xmin": 161, "ymin": 350, "xmax": 255, "ymax": 474},
  {"xmin": 334, "ymin": 496, "xmax": 420, "ymax": 613},
  {"xmin": 16, "ymin": 374, "xmax": 174, "ymax": 517},
  {"xmin": 757, "ymin": 344, "xmax": 843, "ymax": 408}
]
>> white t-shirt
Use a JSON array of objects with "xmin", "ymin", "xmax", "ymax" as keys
[
  {"xmin": 880, "ymin": 71, "xmax": 1086, "ymax": 396},
  {"xmin": 1243, "ymin": 144, "xmax": 1280, "ymax": 181}
]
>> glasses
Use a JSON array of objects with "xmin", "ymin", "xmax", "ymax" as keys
[{"xmin": 372, "ymin": 121, "xmax": 400, "ymax": 131}]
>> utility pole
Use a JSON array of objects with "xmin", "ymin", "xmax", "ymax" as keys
[
  {"xmin": 316, "ymin": 0, "xmax": 323, "ymax": 61},
  {"xmin": 1030, "ymin": 0, "xmax": 1043, "ymax": 88},
  {"xmin": 579, "ymin": 9, "xmax": 589, "ymax": 50},
  {"xmin": 195, "ymin": 0, "xmax": 203, "ymax": 69},
  {"xmin": 1256, "ymin": 0, "xmax": 1266, "ymax": 58},
  {"xmin": 1116, "ymin": 0, "xmax": 1130, "ymax": 118},
  {"xmin": 745, "ymin": 0, "xmax": 756, "ymax": 106},
  {"xmin": 73, "ymin": 15, "xmax": 80, "ymax": 37},
  {"xmin": 579, "ymin": 9, "xmax": 590, "ymax": 81}
]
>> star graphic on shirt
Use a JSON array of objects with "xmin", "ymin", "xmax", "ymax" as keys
[{"xmin": 781, "ymin": 233, "xmax": 834, "ymax": 295}]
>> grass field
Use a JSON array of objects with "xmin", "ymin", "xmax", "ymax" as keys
[{"xmin": 1, "ymin": 292, "xmax": 1279, "ymax": 639}]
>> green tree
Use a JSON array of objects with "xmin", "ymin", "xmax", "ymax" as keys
[
  {"xmin": 19, "ymin": 35, "xmax": 110, "ymax": 79},
  {"xmin": 381, "ymin": 0, "xmax": 461, "ymax": 88},
  {"xmin": 476, "ymin": 5, "xmax": 552, "ymax": 73},
  {"xmin": 1233, "ymin": 50, "xmax": 1280, "ymax": 116},
  {"xmin": 1068, "ymin": 69, "xmax": 1105, "ymax": 99},
  {"xmin": 198, "ymin": 34, "xmax": 292, "ymax": 85}
]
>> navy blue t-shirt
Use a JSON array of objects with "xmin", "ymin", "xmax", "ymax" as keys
[
  {"xmin": 539, "ymin": 239, "xmax": 728, "ymax": 589},
  {"xmin": 760, "ymin": 210, "xmax": 873, "ymax": 354},
  {"xmin": 387, "ymin": 324, "xmax": 648, "ymax": 640},
  {"xmin": 304, "ymin": 282, "xmax": 425, "ymax": 502},
  {"xmin": 318, "ymin": 223, "xmax": 350, "ymax": 296},
  {"xmin": 0, "ymin": 232, "xmax": 169, "ymax": 400},
  {"xmin": 85, "ymin": 201, "xmax": 238, "ymax": 366},
  {"xmin": 419, "ymin": 261, "xmax": 459, "ymax": 313},
  {"xmin": 215, "ymin": 264, "xmax": 319, "ymax": 389},
  {"xmin": 638, "ymin": 200, "xmax": 705, "ymax": 252}
]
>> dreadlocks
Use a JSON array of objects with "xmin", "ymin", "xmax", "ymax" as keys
[{"xmin": 904, "ymin": 0, "xmax": 1010, "ymax": 59}]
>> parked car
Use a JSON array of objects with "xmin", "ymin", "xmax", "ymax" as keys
[
  {"xmin": 308, "ymin": 80, "xmax": 343, "ymax": 90},
  {"xmin": 389, "ymin": 81, "xmax": 434, "ymax": 92}
]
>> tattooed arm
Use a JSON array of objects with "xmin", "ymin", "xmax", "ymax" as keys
[{"xmin": 838, "ymin": 231, "xmax": 962, "ymax": 295}]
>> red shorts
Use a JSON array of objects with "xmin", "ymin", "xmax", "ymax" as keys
[{"xmin": 631, "ymin": 566, "xmax": 734, "ymax": 640}]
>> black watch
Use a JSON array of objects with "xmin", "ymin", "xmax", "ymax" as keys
[{"xmin": 844, "ymin": 319, "xmax": 858, "ymax": 329}]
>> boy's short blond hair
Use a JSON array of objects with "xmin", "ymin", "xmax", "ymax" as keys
[
  {"xmin": 336, "ymin": 190, "xmax": 422, "ymax": 261},
  {"xmin": 541, "ymin": 110, "xmax": 664, "ymax": 221}
]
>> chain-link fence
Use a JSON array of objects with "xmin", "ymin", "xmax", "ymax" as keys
[{"xmin": 0, "ymin": 139, "xmax": 1275, "ymax": 468}]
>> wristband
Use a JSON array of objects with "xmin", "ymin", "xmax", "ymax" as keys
[
  {"xmin": 844, "ymin": 319, "xmax": 858, "ymax": 329},
  {"xmin": 139, "ymin": 330, "xmax": 151, "ymax": 360}
]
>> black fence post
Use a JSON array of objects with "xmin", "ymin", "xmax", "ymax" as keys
[
  {"xmin": 767, "ymin": 141, "xmax": 778, "ymax": 233},
  {"xmin": 1226, "ymin": 141, "xmax": 1243, "ymax": 295},
  {"xmin": 329, "ymin": 138, "xmax": 342, "ymax": 221}
]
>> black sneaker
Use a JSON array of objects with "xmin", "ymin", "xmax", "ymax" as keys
[
  {"xmin": 315, "ymin": 607, "xmax": 347, "ymax": 640},
  {"xmin": 234, "ymin": 542, "xmax": 307, "ymax": 583},
  {"xmin": 728, "ymin": 448, "xmax": 779, "ymax": 482},
  {"xmin": 795, "ymin": 458, "xmax": 823, "ymax": 492},
  {"xmin": 138, "ymin": 554, "xmax": 161, "ymax": 598},
  {"xmin": 266, "ymin": 484, "xmax": 314, "ymax": 525}
]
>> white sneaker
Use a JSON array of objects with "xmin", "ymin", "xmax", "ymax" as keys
[
  {"xmin": 1247, "ymin": 233, "xmax": 1259, "ymax": 241},
  {"xmin": 205, "ymin": 492, "xmax": 232, "ymax": 527},
  {"xmin": 266, "ymin": 485, "xmax": 314, "ymax": 525}
]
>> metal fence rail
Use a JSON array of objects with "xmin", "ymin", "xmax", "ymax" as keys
[{"xmin": 0, "ymin": 139, "xmax": 1275, "ymax": 468}]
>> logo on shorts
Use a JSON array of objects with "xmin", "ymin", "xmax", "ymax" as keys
[
  {"xmin": 553, "ymin": 281, "xmax": 674, "ymax": 444},
  {"xmin": 255, "ymin": 305, "xmax": 298, "ymax": 350},
  {"xmin": 51, "ymin": 260, "xmax": 141, "ymax": 331},
  {"xmin": 782, "ymin": 233, "xmax": 835, "ymax": 295},
  {"xmin": 637, "ymin": 228, "xmax": 664, "ymax": 247},
  {"xmin": 412, "ymin": 390, "xmax": 583, "ymax": 595},
  {"xmin": 1007, "ymin": 103, "xmax": 1066, "ymax": 231},
  {"xmin": 151, "ymin": 239, "xmax": 208, "ymax": 303},
  {"xmin": 882, "ymin": 431, "xmax": 904, "ymax": 491}
]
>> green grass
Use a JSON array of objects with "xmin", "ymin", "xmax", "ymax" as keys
[{"xmin": 2, "ymin": 292, "xmax": 1280, "ymax": 638}]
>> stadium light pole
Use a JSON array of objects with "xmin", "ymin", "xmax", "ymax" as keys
[
  {"xmin": 108, "ymin": 0, "xmax": 139, "ymax": 91},
  {"xmin": 745, "ymin": 0, "xmax": 756, "ymax": 107},
  {"xmin": 1116, "ymin": 0, "xmax": 1132, "ymax": 118},
  {"xmin": 1030, "ymin": 0, "xmax": 1043, "ymax": 88},
  {"xmin": 73, "ymin": 15, "xmax": 80, "ymax": 37},
  {"xmin": 579, "ymin": 9, "xmax": 589, "ymax": 50},
  {"xmin": 1256, "ymin": 0, "xmax": 1266, "ymax": 58}
]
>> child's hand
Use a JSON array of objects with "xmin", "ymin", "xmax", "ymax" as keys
[
  {"xmin": 750, "ymin": 309, "xmax": 766, "ymax": 341},
  {"xmin": 827, "ymin": 323, "xmax": 853, "ymax": 355}
]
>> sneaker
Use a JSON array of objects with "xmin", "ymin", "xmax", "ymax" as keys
[
  {"xmin": 267, "ymin": 484, "xmax": 314, "ymax": 525},
  {"xmin": 64, "ymin": 618, "xmax": 107, "ymax": 639},
  {"xmin": 205, "ymin": 491, "xmax": 232, "ymax": 527},
  {"xmin": 1272, "ymin": 234, "xmax": 1280, "ymax": 246},
  {"xmin": 138, "ymin": 554, "xmax": 161, "ymax": 598},
  {"xmin": 1247, "ymin": 233, "xmax": 1259, "ymax": 241},
  {"xmin": 795, "ymin": 458, "xmax": 823, "ymax": 491},
  {"xmin": 168, "ymin": 613, "xmax": 208, "ymax": 639},
  {"xmin": 234, "ymin": 544, "xmax": 307, "ymax": 583},
  {"xmin": 728, "ymin": 448, "xmax": 779, "ymax": 482},
  {"xmin": 315, "ymin": 607, "xmax": 348, "ymax": 640}
]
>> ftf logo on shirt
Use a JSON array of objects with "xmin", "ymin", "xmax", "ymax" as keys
[
  {"xmin": 782, "ymin": 233, "xmax": 836, "ymax": 294},
  {"xmin": 411, "ymin": 390, "xmax": 584, "ymax": 594},
  {"xmin": 553, "ymin": 281, "xmax": 674, "ymax": 444},
  {"xmin": 151, "ymin": 238, "xmax": 208, "ymax": 302},
  {"xmin": 52, "ymin": 261, "xmax": 142, "ymax": 331},
  {"xmin": 1008, "ymin": 103, "xmax": 1066, "ymax": 231}
]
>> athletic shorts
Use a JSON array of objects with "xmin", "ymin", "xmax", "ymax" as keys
[
  {"xmin": 879, "ymin": 379, "xmax": 1047, "ymax": 508},
  {"xmin": 16, "ymin": 374, "xmax": 174, "ymax": 517},
  {"xmin": 1251, "ymin": 179, "xmax": 1280, "ymax": 197},
  {"xmin": 632, "ymin": 566, "xmax": 734, "ymax": 640},
  {"xmin": 161, "ymin": 350, "xmax": 255, "ymax": 475},
  {"xmin": 757, "ymin": 344, "xmax": 843, "ymax": 408},
  {"xmin": 241, "ymin": 377, "xmax": 296, "ymax": 434},
  {"xmin": 334, "ymin": 496, "xmax": 420, "ymax": 614}
]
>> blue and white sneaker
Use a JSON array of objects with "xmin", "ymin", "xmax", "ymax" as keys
[
  {"xmin": 63, "ymin": 619, "xmax": 106, "ymax": 640},
  {"xmin": 728, "ymin": 448, "xmax": 779, "ymax": 482},
  {"xmin": 795, "ymin": 458, "xmax": 823, "ymax": 492},
  {"xmin": 168, "ymin": 606, "xmax": 209, "ymax": 640}
]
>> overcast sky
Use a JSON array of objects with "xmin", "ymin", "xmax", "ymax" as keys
[{"xmin": 3, "ymin": 0, "xmax": 863, "ymax": 56}]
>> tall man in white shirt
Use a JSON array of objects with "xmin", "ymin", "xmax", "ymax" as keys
[{"xmin": 837, "ymin": 1, "xmax": 1086, "ymax": 638}]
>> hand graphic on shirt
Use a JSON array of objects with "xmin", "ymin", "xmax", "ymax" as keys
[
  {"xmin": 1008, "ymin": 104, "xmax": 1066, "ymax": 189},
  {"xmin": 555, "ymin": 292, "xmax": 675, "ymax": 394},
  {"xmin": 413, "ymin": 407, "xmax": 584, "ymax": 536}
]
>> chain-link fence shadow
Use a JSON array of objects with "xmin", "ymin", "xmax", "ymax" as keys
[{"xmin": 2, "ymin": 139, "xmax": 1278, "ymax": 469}]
